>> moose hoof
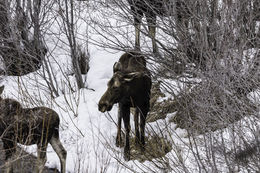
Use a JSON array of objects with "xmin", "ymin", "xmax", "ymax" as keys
[
  {"xmin": 139, "ymin": 142, "xmax": 145, "ymax": 154},
  {"xmin": 135, "ymin": 141, "xmax": 143, "ymax": 150},
  {"xmin": 135, "ymin": 140, "xmax": 139, "ymax": 147},
  {"xmin": 116, "ymin": 137, "xmax": 123, "ymax": 148},
  {"xmin": 115, "ymin": 140, "xmax": 121, "ymax": 148},
  {"xmin": 140, "ymin": 144, "xmax": 145, "ymax": 153},
  {"xmin": 116, "ymin": 141, "xmax": 119, "ymax": 147},
  {"xmin": 123, "ymin": 150, "xmax": 130, "ymax": 161},
  {"xmin": 124, "ymin": 153, "xmax": 130, "ymax": 161}
]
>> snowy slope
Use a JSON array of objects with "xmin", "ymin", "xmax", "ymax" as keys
[{"xmin": 1, "ymin": 2, "xmax": 259, "ymax": 173}]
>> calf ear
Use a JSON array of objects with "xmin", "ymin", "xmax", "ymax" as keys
[
  {"xmin": 113, "ymin": 62, "xmax": 122, "ymax": 73},
  {"xmin": 0, "ymin": 85, "xmax": 4, "ymax": 95}
]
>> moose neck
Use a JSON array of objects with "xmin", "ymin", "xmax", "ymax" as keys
[{"xmin": 123, "ymin": 76, "xmax": 150, "ymax": 107}]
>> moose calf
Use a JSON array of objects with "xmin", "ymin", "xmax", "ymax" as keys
[{"xmin": 0, "ymin": 86, "xmax": 66, "ymax": 173}]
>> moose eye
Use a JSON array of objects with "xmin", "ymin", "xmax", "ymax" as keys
[{"xmin": 113, "ymin": 80, "xmax": 121, "ymax": 88}]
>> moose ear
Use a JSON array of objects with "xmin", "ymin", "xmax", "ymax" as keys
[
  {"xmin": 0, "ymin": 85, "xmax": 4, "ymax": 95},
  {"xmin": 113, "ymin": 62, "xmax": 122, "ymax": 73}
]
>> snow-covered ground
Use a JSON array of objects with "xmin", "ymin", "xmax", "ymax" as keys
[
  {"xmin": 0, "ymin": 37, "xmax": 172, "ymax": 172},
  {"xmin": 1, "ymin": 45, "xmax": 183, "ymax": 173},
  {"xmin": 1, "ymin": 2, "xmax": 259, "ymax": 173}
]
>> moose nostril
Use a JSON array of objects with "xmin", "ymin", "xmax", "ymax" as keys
[{"xmin": 98, "ymin": 102, "xmax": 107, "ymax": 112}]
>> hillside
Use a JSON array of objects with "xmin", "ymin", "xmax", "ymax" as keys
[{"xmin": 0, "ymin": 0, "xmax": 259, "ymax": 172}]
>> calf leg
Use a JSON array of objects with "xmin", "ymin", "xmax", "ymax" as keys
[
  {"xmin": 116, "ymin": 107, "xmax": 123, "ymax": 147},
  {"xmin": 3, "ymin": 139, "xmax": 15, "ymax": 173},
  {"xmin": 36, "ymin": 144, "xmax": 47, "ymax": 173},
  {"xmin": 50, "ymin": 136, "xmax": 67, "ymax": 173},
  {"xmin": 5, "ymin": 158, "xmax": 14, "ymax": 173}
]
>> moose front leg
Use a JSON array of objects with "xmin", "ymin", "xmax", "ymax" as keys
[
  {"xmin": 121, "ymin": 105, "xmax": 131, "ymax": 161},
  {"xmin": 116, "ymin": 106, "xmax": 123, "ymax": 147},
  {"xmin": 147, "ymin": 16, "xmax": 158, "ymax": 54},
  {"xmin": 133, "ymin": 12, "xmax": 143, "ymax": 51},
  {"xmin": 148, "ymin": 25, "xmax": 158, "ymax": 54},
  {"xmin": 134, "ymin": 21, "xmax": 141, "ymax": 51}
]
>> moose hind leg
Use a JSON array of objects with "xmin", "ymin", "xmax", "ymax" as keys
[
  {"xmin": 3, "ymin": 139, "xmax": 16, "ymax": 173},
  {"xmin": 50, "ymin": 136, "xmax": 67, "ymax": 173},
  {"xmin": 146, "ymin": 14, "xmax": 158, "ymax": 54},
  {"xmin": 140, "ymin": 110, "xmax": 147, "ymax": 152},
  {"xmin": 36, "ymin": 144, "xmax": 47, "ymax": 173},
  {"xmin": 134, "ymin": 108, "xmax": 140, "ymax": 146},
  {"xmin": 134, "ymin": 22, "xmax": 141, "ymax": 51}
]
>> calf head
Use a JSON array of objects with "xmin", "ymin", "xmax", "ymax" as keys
[
  {"xmin": 0, "ymin": 85, "xmax": 4, "ymax": 95},
  {"xmin": 98, "ymin": 71, "xmax": 143, "ymax": 113}
]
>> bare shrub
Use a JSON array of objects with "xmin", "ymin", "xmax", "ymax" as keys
[{"xmin": 91, "ymin": 0, "xmax": 260, "ymax": 172}]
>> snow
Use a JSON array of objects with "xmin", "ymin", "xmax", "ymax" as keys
[
  {"xmin": 2, "ymin": 45, "xmax": 155, "ymax": 172},
  {"xmin": 47, "ymin": 50, "xmax": 124, "ymax": 172},
  {"xmin": 2, "ymin": 39, "xmax": 186, "ymax": 173},
  {"xmin": 1, "ymin": 3, "xmax": 259, "ymax": 173}
]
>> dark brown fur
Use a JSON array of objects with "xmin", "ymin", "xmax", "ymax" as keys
[
  {"xmin": 113, "ymin": 51, "xmax": 147, "ymax": 73},
  {"xmin": 0, "ymin": 86, "xmax": 66, "ymax": 173},
  {"xmin": 98, "ymin": 52, "xmax": 151, "ymax": 161}
]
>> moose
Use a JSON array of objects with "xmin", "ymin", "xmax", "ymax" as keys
[
  {"xmin": 127, "ymin": 0, "xmax": 190, "ymax": 53},
  {"xmin": 98, "ymin": 52, "xmax": 151, "ymax": 161},
  {"xmin": 0, "ymin": 86, "xmax": 66, "ymax": 173}
]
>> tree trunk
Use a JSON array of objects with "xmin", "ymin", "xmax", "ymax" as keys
[{"xmin": 64, "ymin": 0, "xmax": 85, "ymax": 89}]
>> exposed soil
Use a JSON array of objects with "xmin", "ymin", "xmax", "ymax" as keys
[{"xmin": 129, "ymin": 135, "xmax": 172, "ymax": 162}]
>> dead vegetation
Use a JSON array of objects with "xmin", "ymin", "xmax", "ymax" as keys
[{"xmin": 130, "ymin": 135, "xmax": 172, "ymax": 162}]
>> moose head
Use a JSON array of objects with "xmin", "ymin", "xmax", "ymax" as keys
[{"xmin": 98, "ymin": 70, "xmax": 145, "ymax": 113}]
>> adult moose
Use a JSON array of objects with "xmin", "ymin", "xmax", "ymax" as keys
[
  {"xmin": 98, "ymin": 52, "xmax": 151, "ymax": 161},
  {"xmin": 0, "ymin": 86, "xmax": 66, "ymax": 173},
  {"xmin": 127, "ymin": 0, "xmax": 190, "ymax": 53}
]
